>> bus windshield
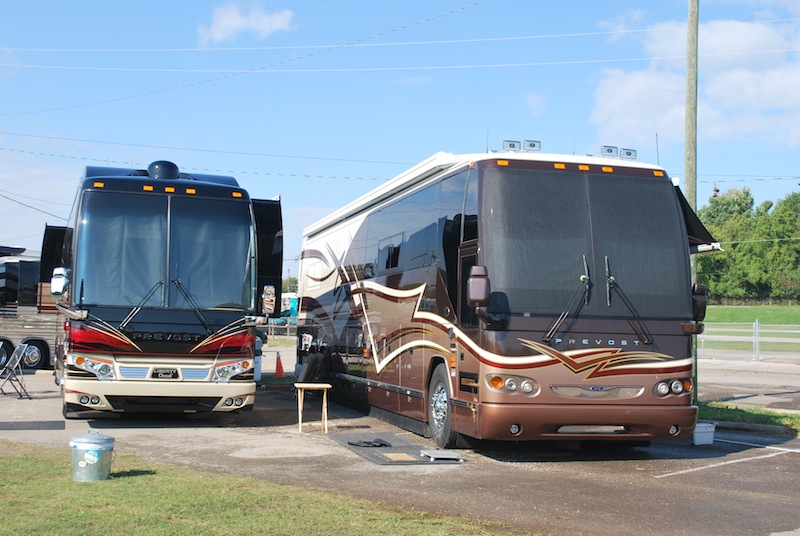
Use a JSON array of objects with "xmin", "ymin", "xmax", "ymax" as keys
[
  {"xmin": 481, "ymin": 166, "xmax": 691, "ymax": 319},
  {"xmin": 74, "ymin": 191, "xmax": 255, "ymax": 310}
]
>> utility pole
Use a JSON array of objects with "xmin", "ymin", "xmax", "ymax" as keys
[
  {"xmin": 686, "ymin": 0, "xmax": 699, "ymax": 216},
  {"xmin": 686, "ymin": 0, "xmax": 700, "ymax": 404}
]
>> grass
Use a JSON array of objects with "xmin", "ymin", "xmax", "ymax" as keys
[
  {"xmin": 0, "ymin": 441, "xmax": 527, "ymax": 536},
  {"xmin": 698, "ymin": 402, "xmax": 800, "ymax": 434},
  {"xmin": 705, "ymin": 305, "xmax": 800, "ymax": 325}
]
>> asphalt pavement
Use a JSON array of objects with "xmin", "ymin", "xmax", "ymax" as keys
[{"xmin": 2, "ymin": 345, "xmax": 799, "ymax": 535}]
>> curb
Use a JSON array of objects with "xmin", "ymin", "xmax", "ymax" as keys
[{"xmin": 709, "ymin": 420, "xmax": 797, "ymax": 438}]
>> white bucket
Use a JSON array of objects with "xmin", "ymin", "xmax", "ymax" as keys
[{"xmin": 693, "ymin": 422, "xmax": 717, "ymax": 445}]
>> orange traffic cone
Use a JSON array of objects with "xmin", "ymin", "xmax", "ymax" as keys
[{"xmin": 275, "ymin": 351, "xmax": 285, "ymax": 379}]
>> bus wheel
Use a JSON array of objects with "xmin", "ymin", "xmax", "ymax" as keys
[
  {"xmin": 22, "ymin": 341, "xmax": 48, "ymax": 370},
  {"xmin": 0, "ymin": 340, "xmax": 13, "ymax": 368},
  {"xmin": 428, "ymin": 364, "xmax": 458, "ymax": 449}
]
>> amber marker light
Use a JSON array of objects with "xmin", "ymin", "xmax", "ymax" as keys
[
  {"xmin": 93, "ymin": 181, "xmax": 105, "ymax": 188},
  {"xmin": 143, "ymin": 185, "xmax": 154, "ymax": 192},
  {"xmin": 554, "ymin": 163, "xmax": 566, "ymax": 170},
  {"xmin": 579, "ymin": 164, "xmax": 590, "ymax": 171},
  {"xmin": 165, "ymin": 186, "xmax": 176, "ymax": 193},
  {"xmin": 602, "ymin": 166, "xmax": 614, "ymax": 173},
  {"xmin": 232, "ymin": 191, "xmax": 243, "ymax": 198},
  {"xmin": 75, "ymin": 356, "xmax": 86, "ymax": 366},
  {"xmin": 653, "ymin": 170, "xmax": 665, "ymax": 177},
  {"xmin": 497, "ymin": 160, "xmax": 509, "ymax": 166},
  {"xmin": 186, "ymin": 188, "xmax": 197, "ymax": 195}
]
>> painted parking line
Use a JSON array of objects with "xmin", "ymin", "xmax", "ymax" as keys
[{"xmin": 655, "ymin": 439, "xmax": 800, "ymax": 479}]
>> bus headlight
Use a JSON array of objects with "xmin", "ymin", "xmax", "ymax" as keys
[
  {"xmin": 654, "ymin": 378, "xmax": 692, "ymax": 397},
  {"xmin": 487, "ymin": 374, "xmax": 539, "ymax": 396},
  {"xmin": 74, "ymin": 355, "xmax": 116, "ymax": 380},
  {"xmin": 214, "ymin": 360, "xmax": 251, "ymax": 382}
]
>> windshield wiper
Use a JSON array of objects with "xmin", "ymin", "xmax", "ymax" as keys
[
  {"xmin": 543, "ymin": 255, "xmax": 591, "ymax": 343},
  {"xmin": 605, "ymin": 256, "xmax": 654, "ymax": 345},
  {"xmin": 172, "ymin": 278, "xmax": 212, "ymax": 334},
  {"xmin": 119, "ymin": 280, "xmax": 164, "ymax": 330}
]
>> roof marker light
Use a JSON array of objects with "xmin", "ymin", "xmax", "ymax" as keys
[
  {"xmin": 143, "ymin": 185, "xmax": 154, "ymax": 192},
  {"xmin": 653, "ymin": 170, "xmax": 665, "ymax": 177},
  {"xmin": 554, "ymin": 163, "xmax": 566, "ymax": 170},
  {"xmin": 497, "ymin": 160, "xmax": 509, "ymax": 166},
  {"xmin": 93, "ymin": 181, "xmax": 105, "ymax": 188},
  {"xmin": 232, "ymin": 191, "xmax": 243, "ymax": 198},
  {"xmin": 165, "ymin": 186, "xmax": 175, "ymax": 193},
  {"xmin": 602, "ymin": 166, "xmax": 614, "ymax": 173},
  {"xmin": 578, "ymin": 164, "xmax": 590, "ymax": 171},
  {"xmin": 186, "ymin": 188, "xmax": 196, "ymax": 195}
]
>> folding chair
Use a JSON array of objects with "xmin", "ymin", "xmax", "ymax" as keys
[{"xmin": 0, "ymin": 343, "xmax": 31, "ymax": 399}]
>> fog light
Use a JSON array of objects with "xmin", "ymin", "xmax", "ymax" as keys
[
  {"xmin": 668, "ymin": 425, "xmax": 679, "ymax": 436},
  {"xmin": 521, "ymin": 380, "xmax": 535, "ymax": 393},
  {"xmin": 505, "ymin": 378, "xmax": 517, "ymax": 391},
  {"xmin": 90, "ymin": 396, "xmax": 100, "ymax": 405},
  {"xmin": 79, "ymin": 395, "xmax": 90, "ymax": 404},
  {"xmin": 234, "ymin": 398, "xmax": 244, "ymax": 407},
  {"xmin": 509, "ymin": 423, "xmax": 521, "ymax": 435},
  {"xmin": 224, "ymin": 398, "xmax": 234, "ymax": 406},
  {"xmin": 656, "ymin": 382, "xmax": 670, "ymax": 396}
]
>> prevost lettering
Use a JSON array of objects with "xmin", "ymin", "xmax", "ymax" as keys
[
  {"xmin": 129, "ymin": 332, "xmax": 204, "ymax": 343},
  {"xmin": 554, "ymin": 338, "xmax": 642, "ymax": 347}
]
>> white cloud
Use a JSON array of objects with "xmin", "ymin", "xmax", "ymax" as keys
[
  {"xmin": 591, "ymin": 15, "xmax": 800, "ymax": 148},
  {"xmin": 591, "ymin": 69, "xmax": 685, "ymax": 147},
  {"xmin": 198, "ymin": 3, "xmax": 294, "ymax": 45},
  {"xmin": 525, "ymin": 93, "xmax": 548, "ymax": 117}
]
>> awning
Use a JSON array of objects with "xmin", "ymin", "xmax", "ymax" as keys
[{"xmin": 674, "ymin": 186, "xmax": 721, "ymax": 254}]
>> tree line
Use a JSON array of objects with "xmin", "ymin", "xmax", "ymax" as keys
[{"xmin": 696, "ymin": 188, "xmax": 800, "ymax": 302}]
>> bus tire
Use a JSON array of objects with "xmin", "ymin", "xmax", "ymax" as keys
[
  {"xmin": 0, "ymin": 340, "xmax": 13, "ymax": 368},
  {"xmin": 427, "ymin": 363, "xmax": 459, "ymax": 449},
  {"xmin": 22, "ymin": 340, "xmax": 49, "ymax": 370}
]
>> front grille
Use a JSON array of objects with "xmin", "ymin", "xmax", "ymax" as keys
[{"xmin": 105, "ymin": 396, "xmax": 221, "ymax": 412}]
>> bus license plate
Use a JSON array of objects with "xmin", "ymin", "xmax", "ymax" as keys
[{"xmin": 152, "ymin": 367, "xmax": 179, "ymax": 379}]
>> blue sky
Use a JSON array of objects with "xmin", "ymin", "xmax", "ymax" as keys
[{"xmin": 1, "ymin": 1, "xmax": 798, "ymax": 278}]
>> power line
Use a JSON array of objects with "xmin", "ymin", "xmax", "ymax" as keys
[
  {"xmin": 0, "ymin": 1, "xmax": 489, "ymax": 119},
  {"xmin": 0, "ymin": 146, "xmax": 386, "ymax": 182},
  {"xmin": 4, "ymin": 18, "xmax": 797, "ymax": 53},
  {"xmin": 0, "ymin": 192, "xmax": 67, "ymax": 220},
  {"xmin": 3, "ymin": 48, "xmax": 798, "ymax": 74},
  {"xmin": 0, "ymin": 131, "xmax": 412, "ymax": 167},
  {"xmin": 0, "ymin": 188, "xmax": 71, "ymax": 206}
]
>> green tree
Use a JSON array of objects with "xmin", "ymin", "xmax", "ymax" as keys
[
  {"xmin": 282, "ymin": 276, "xmax": 298, "ymax": 294},
  {"xmin": 697, "ymin": 188, "xmax": 800, "ymax": 301}
]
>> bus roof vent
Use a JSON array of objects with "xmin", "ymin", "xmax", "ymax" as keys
[{"xmin": 147, "ymin": 161, "xmax": 180, "ymax": 180}]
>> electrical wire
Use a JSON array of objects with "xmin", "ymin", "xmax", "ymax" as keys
[{"xmin": 0, "ymin": 1, "xmax": 490, "ymax": 118}]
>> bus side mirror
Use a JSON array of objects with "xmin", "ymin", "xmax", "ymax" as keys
[
  {"xmin": 692, "ymin": 283, "xmax": 707, "ymax": 321},
  {"xmin": 51, "ymin": 267, "xmax": 69, "ymax": 296},
  {"xmin": 261, "ymin": 285, "xmax": 276, "ymax": 315},
  {"xmin": 467, "ymin": 265, "xmax": 490, "ymax": 308}
]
